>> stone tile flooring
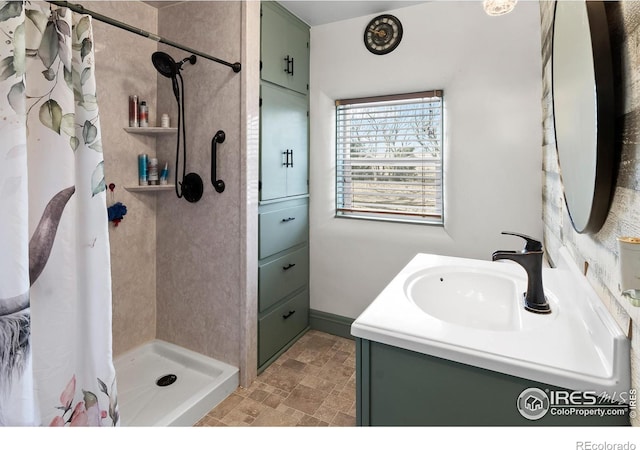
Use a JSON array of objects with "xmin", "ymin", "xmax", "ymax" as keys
[{"xmin": 195, "ymin": 330, "xmax": 356, "ymax": 427}]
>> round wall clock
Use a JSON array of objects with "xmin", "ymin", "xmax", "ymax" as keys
[{"xmin": 363, "ymin": 14, "xmax": 403, "ymax": 55}]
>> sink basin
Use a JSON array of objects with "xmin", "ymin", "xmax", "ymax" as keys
[
  {"xmin": 404, "ymin": 266, "xmax": 557, "ymax": 331},
  {"xmin": 405, "ymin": 267, "xmax": 523, "ymax": 331}
]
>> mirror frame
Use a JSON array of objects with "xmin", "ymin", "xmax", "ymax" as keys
[{"xmin": 551, "ymin": 0, "xmax": 616, "ymax": 234}]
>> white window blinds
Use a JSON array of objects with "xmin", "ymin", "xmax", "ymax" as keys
[{"xmin": 336, "ymin": 90, "xmax": 443, "ymax": 224}]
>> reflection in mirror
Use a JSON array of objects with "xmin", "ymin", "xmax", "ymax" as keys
[{"xmin": 552, "ymin": 0, "xmax": 615, "ymax": 234}]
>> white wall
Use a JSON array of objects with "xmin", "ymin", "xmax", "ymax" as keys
[{"xmin": 309, "ymin": 1, "xmax": 543, "ymax": 319}]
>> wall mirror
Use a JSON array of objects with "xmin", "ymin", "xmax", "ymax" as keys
[{"xmin": 552, "ymin": 0, "xmax": 615, "ymax": 234}]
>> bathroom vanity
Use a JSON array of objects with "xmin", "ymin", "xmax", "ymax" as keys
[
  {"xmin": 355, "ymin": 339, "xmax": 628, "ymax": 426},
  {"xmin": 352, "ymin": 247, "xmax": 631, "ymax": 426}
]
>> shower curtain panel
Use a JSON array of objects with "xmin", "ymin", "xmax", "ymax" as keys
[{"xmin": 0, "ymin": 2, "xmax": 118, "ymax": 426}]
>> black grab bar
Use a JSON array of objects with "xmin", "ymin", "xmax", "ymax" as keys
[{"xmin": 211, "ymin": 130, "xmax": 226, "ymax": 193}]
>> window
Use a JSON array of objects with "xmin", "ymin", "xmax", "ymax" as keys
[{"xmin": 335, "ymin": 90, "xmax": 443, "ymax": 224}]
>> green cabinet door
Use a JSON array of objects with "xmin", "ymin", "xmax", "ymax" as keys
[
  {"xmin": 260, "ymin": 83, "xmax": 308, "ymax": 201},
  {"xmin": 261, "ymin": 2, "xmax": 309, "ymax": 95}
]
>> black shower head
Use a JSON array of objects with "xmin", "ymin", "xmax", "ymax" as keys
[
  {"xmin": 152, "ymin": 51, "xmax": 177, "ymax": 78},
  {"xmin": 152, "ymin": 52, "xmax": 197, "ymax": 78},
  {"xmin": 152, "ymin": 52, "xmax": 196, "ymax": 101}
]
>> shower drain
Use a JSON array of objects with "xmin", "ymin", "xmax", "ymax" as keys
[{"xmin": 156, "ymin": 374, "xmax": 177, "ymax": 387}]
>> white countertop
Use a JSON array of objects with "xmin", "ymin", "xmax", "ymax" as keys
[{"xmin": 351, "ymin": 247, "xmax": 630, "ymax": 396}]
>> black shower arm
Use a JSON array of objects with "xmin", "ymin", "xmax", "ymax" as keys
[{"xmin": 211, "ymin": 130, "xmax": 226, "ymax": 193}]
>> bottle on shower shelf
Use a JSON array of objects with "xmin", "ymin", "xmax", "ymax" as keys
[
  {"xmin": 139, "ymin": 101, "xmax": 149, "ymax": 127},
  {"xmin": 148, "ymin": 157, "xmax": 159, "ymax": 185},
  {"xmin": 161, "ymin": 113, "xmax": 170, "ymax": 128},
  {"xmin": 160, "ymin": 162, "xmax": 169, "ymax": 185},
  {"xmin": 138, "ymin": 153, "xmax": 148, "ymax": 185},
  {"xmin": 129, "ymin": 95, "xmax": 139, "ymax": 127}
]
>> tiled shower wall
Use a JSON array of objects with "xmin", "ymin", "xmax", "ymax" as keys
[
  {"xmin": 539, "ymin": 1, "xmax": 640, "ymax": 425},
  {"xmin": 155, "ymin": 1, "xmax": 258, "ymax": 386},
  {"xmin": 87, "ymin": 1, "xmax": 160, "ymax": 354},
  {"xmin": 84, "ymin": 1, "xmax": 258, "ymax": 386}
]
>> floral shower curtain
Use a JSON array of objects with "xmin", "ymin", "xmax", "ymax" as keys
[{"xmin": 0, "ymin": 2, "xmax": 118, "ymax": 426}]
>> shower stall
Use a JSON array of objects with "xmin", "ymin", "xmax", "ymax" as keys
[{"xmin": 75, "ymin": 0, "xmax": 259, "ymax": 425}]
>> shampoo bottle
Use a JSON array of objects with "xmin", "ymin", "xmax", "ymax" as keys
[
  {"xmin": 160, "ymin": 162, "xmax": 169, "ymax": 185},
  {"xmin": 138, "ymin": 154, "xmax": 148, "ymax": 185}
]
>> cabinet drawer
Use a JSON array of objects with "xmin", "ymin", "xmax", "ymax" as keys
[
  {"xmin": 259, "ymin": 204, "xmax": 308, "ymax": 259},
  {"xmin": 258, "ymin": 290, "xmax": 309, "ymax": 367},
  {"xmin": 259, "ymin": 246, "xmax": 308, "ymax": 313}
]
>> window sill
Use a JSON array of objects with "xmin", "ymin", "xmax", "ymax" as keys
[{"xmin": 335, "ymin": 212, "xmax": 443, "ymax": 227}]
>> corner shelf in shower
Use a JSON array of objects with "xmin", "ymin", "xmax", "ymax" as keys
[
  {"xmin": 124, "ymin": 126, "xmax": 177, "ymax": 135},
  {"xmin": 124, "ymin": 185, "xmax": 175, "ymax": 192},
  {"xmin": 124, "ymin": 127, "xmax": 177, "ymax": 192}
]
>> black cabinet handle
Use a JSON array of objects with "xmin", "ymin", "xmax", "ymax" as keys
[
  {"xmin": 211, "ymin": 130, "xmax": 226, "ymax": 193},
  {"xmin": 283, "ymin": 149, "xmax": 293, "ymax": 167},
  {"xmin": 284, "ymin": 55, "xmax": 294, "ymax": 75},
  {"xmin": 281, "ymin": 217, "xmax": 295, "ymax": 222},
  {"xmin": 282, "ymin": 263, "xmax": 296, "ymax": 271},
  {"xmin": 282, "ymin": 310, "xmax": 296, "ymax": 319}
]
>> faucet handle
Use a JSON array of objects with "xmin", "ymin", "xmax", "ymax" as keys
[{"xmin": 501, "ymin": 231, "xmax": 543, "ymax": 252}]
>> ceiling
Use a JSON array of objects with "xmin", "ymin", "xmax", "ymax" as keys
[
  {"xmin": 142, "ymin": 1, "xmax": 428, "ymax": 26},
  {"xmin": 278, "ymin": 1, "xmax": 428, "ymax": 26}
]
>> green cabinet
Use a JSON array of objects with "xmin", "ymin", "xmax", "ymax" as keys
[
  {"xmin": 258, "ymin": 199, "xmax": 309, "ymax": 371},
  {"xmin": 258, "ymin": 203, "xmax": 308, "ymax": 260},
  {"xmin": 261, "ymin": 1, "xmax": 309, "ymax": 95},
  {"xmin": 258, "ymin": 288, "xmax": 309, "ymax": 367},
  {"xmin": 356, "ymin": 339, "xmax": 630, "ymax": 426},
  {"xmin": 260, "ymin": 83, "xmax": 308, "ymax": 201},
  {"xmin": 259, "ymin": 246, "xmax": 308, "ymax": 313},
  {"xmin": 258, "ymin": 2, "xmax": 310, "ymax": 372}
]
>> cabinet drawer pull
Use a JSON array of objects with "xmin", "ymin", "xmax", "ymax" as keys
[
  {"xmin": 281, "ymin": 217, "xmax": 296, "ymax": 222},
  {"xmin": 282, "ymin": 263, "xmax": 296, "ymax": 271},
  {"xmin": 282, "ymin": 310, "xmax": 296, "ymax": 319}
]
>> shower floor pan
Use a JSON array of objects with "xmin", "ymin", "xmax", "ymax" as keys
[{"xmin": 114, "ymin": 339, "xmax": 239, "ymax": 426}]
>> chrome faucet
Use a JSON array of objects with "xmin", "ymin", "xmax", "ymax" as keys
[{"xmin": 492, "ymin": 231, "xmax": 551, "ymax": 314}]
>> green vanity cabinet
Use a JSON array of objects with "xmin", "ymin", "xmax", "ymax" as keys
[
  {"xmin": 258, "ymin": 1, "xmax": 310, "ymax": 372},
  {"xmin": 259, "ymin": 82, "xmax": 308, "ymax": 202},
  {"xmin": 356, "ymin": 339, "xmax": 630, "ymax": 426},
  {"xmin": 261, "ymin": 1, "xmax": 309, "ymax": 95}
]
